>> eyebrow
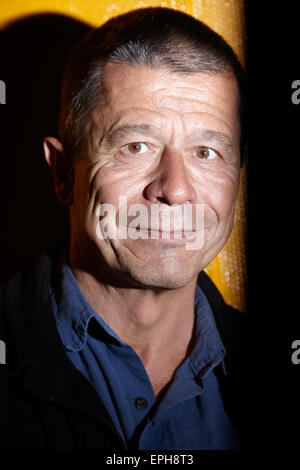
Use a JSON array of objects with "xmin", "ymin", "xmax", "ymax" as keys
[
  {"xmin": 101, "ymin": 124, "xmax": 160, "ymax": 148},
  {"xmin": 193, "ymin": 129, "xmax": 235, "ymax": 153},
  {"xmin": 101, "ymin": 123, "xmax": 235, "ymax": 152}
]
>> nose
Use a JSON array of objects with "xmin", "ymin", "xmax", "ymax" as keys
[{"xmin": 144, "ymin": 148, "xmax": 197, "ymax": 205}]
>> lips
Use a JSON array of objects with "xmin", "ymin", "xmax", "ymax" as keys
[{"xmin": 137, "ymin": 228, "xmax": 197, "ymax": 239}]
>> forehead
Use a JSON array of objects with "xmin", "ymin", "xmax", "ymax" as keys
[{"xmin": 94, "ymin": 63, "xmax": 239, "ymax": 138}]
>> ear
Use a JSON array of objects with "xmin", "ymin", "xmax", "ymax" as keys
[{"xmin": 43, "ymin": 137, "xmax": 74, "ymax": 207}]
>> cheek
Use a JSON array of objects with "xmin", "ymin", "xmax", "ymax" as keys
[
  {"xmin": 82, "ymin": 167, "xmax": 144, "ymax": 241},
  {"xmin": 91, "ymin": 164, "xmax": 148, "ymax": 208},
  {"xmin": 196, "ymin": 170, "xmax": 240, "ymax": 223}
]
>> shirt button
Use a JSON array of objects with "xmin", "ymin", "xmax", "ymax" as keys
[{"xmin": 135, "ymin": 397, "xmax": 148, "ymax": 410}]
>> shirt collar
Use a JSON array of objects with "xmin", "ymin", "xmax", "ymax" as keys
[
  {"xmin": 51, "ymin": 261, "xmax": 125, "ymax": 352},
  {"xmin": 51, "ymin": 262, "xmax": 226, "ymax": 376},
  {"xmin": 189, "ymin": 284, "xmax": 226, "ymax": 378}
]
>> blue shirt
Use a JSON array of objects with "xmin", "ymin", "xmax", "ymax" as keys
[{"xmin": 50, "ymin": 262, "xmax": 240, "ymax": 450}]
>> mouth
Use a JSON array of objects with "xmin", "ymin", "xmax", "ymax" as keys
[{"xmin": 136, "ymin": 228, "xmax": 198, "ymax": 240}]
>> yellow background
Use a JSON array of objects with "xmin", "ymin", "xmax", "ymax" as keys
[{"xmin": 0, "ymin": 0, "xmax": 247, "ymax": 312}]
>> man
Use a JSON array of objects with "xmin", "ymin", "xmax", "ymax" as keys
[{"xmin": 0, "ymin": 7, "xmax": 248, "ymax": 450}]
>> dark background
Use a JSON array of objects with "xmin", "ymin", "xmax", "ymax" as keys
[
  {"xmin": 245, "ymin": 1, "xmax": 300, "ymax": 451},
  {"xmin": 0, "ymin": 14, "xmax": 91, "ymax": 281},
  {"xmin": 0, "ymin": 2, "xmax": 299, "ymax": 453}
]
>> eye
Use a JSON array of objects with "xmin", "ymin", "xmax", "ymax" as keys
[
  {"xmin": 195, "ymin": 146, "xmax": 218, "ymax": 160},
  {"xmin": 124, "ymin": 142, "xmax": 148, "ymax": 155}
]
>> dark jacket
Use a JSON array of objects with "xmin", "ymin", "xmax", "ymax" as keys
[{"xmin": 0, "ymin": 246, "xmax": 248, "ymax": 450}]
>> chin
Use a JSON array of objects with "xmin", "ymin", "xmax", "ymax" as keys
[
  {"xmin": 124, "ymin": 262, "xmax": 199, "ymax": 290},
  {"xmin": 105, "ymin": 240, "xmax": 207, "ymax": 289}
]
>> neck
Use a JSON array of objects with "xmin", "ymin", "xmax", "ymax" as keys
[
  {"xmin": 68, "ymin": 255, "xmax": 197, "ymax": 391},
  {"xmin": 71, "ymin": 262, "xmax": 196, "ymax": 352}
]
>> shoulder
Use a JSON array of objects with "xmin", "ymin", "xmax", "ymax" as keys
[
  {"xmin": 197, "ymin": 270, "xmax": 247, "ymax": 335},
  {"xmin": 197, "ymin": 270, "xmax": 248, "ymax": 376},
  {"xmin": 0, "ymin": 241, "xmax": 63, "ymax": 373},
  {"xmin": 0, "ymin": 238, "xmax": 65, "ymax": 315},
  {"xmin": 197, "ymin": 271, "xmax": 249, "ymax": 443}
]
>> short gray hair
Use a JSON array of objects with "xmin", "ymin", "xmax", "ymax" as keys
[{"xmin": 59, "ymin": 7, "xmax": 247, "ymax": 161}]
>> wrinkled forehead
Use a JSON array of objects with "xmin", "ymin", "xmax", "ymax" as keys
[
  {"xmin": 88, "ymin": 63, "xmax": 240, "ymax": 144},
  {"xmin": 103, "ymin": 63, "xmax": 239, "ymax": 108}
]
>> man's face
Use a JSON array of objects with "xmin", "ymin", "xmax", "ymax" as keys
[{"xmin": 69, "ymin": 64, "xmax": 241, "ymax": 289}]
